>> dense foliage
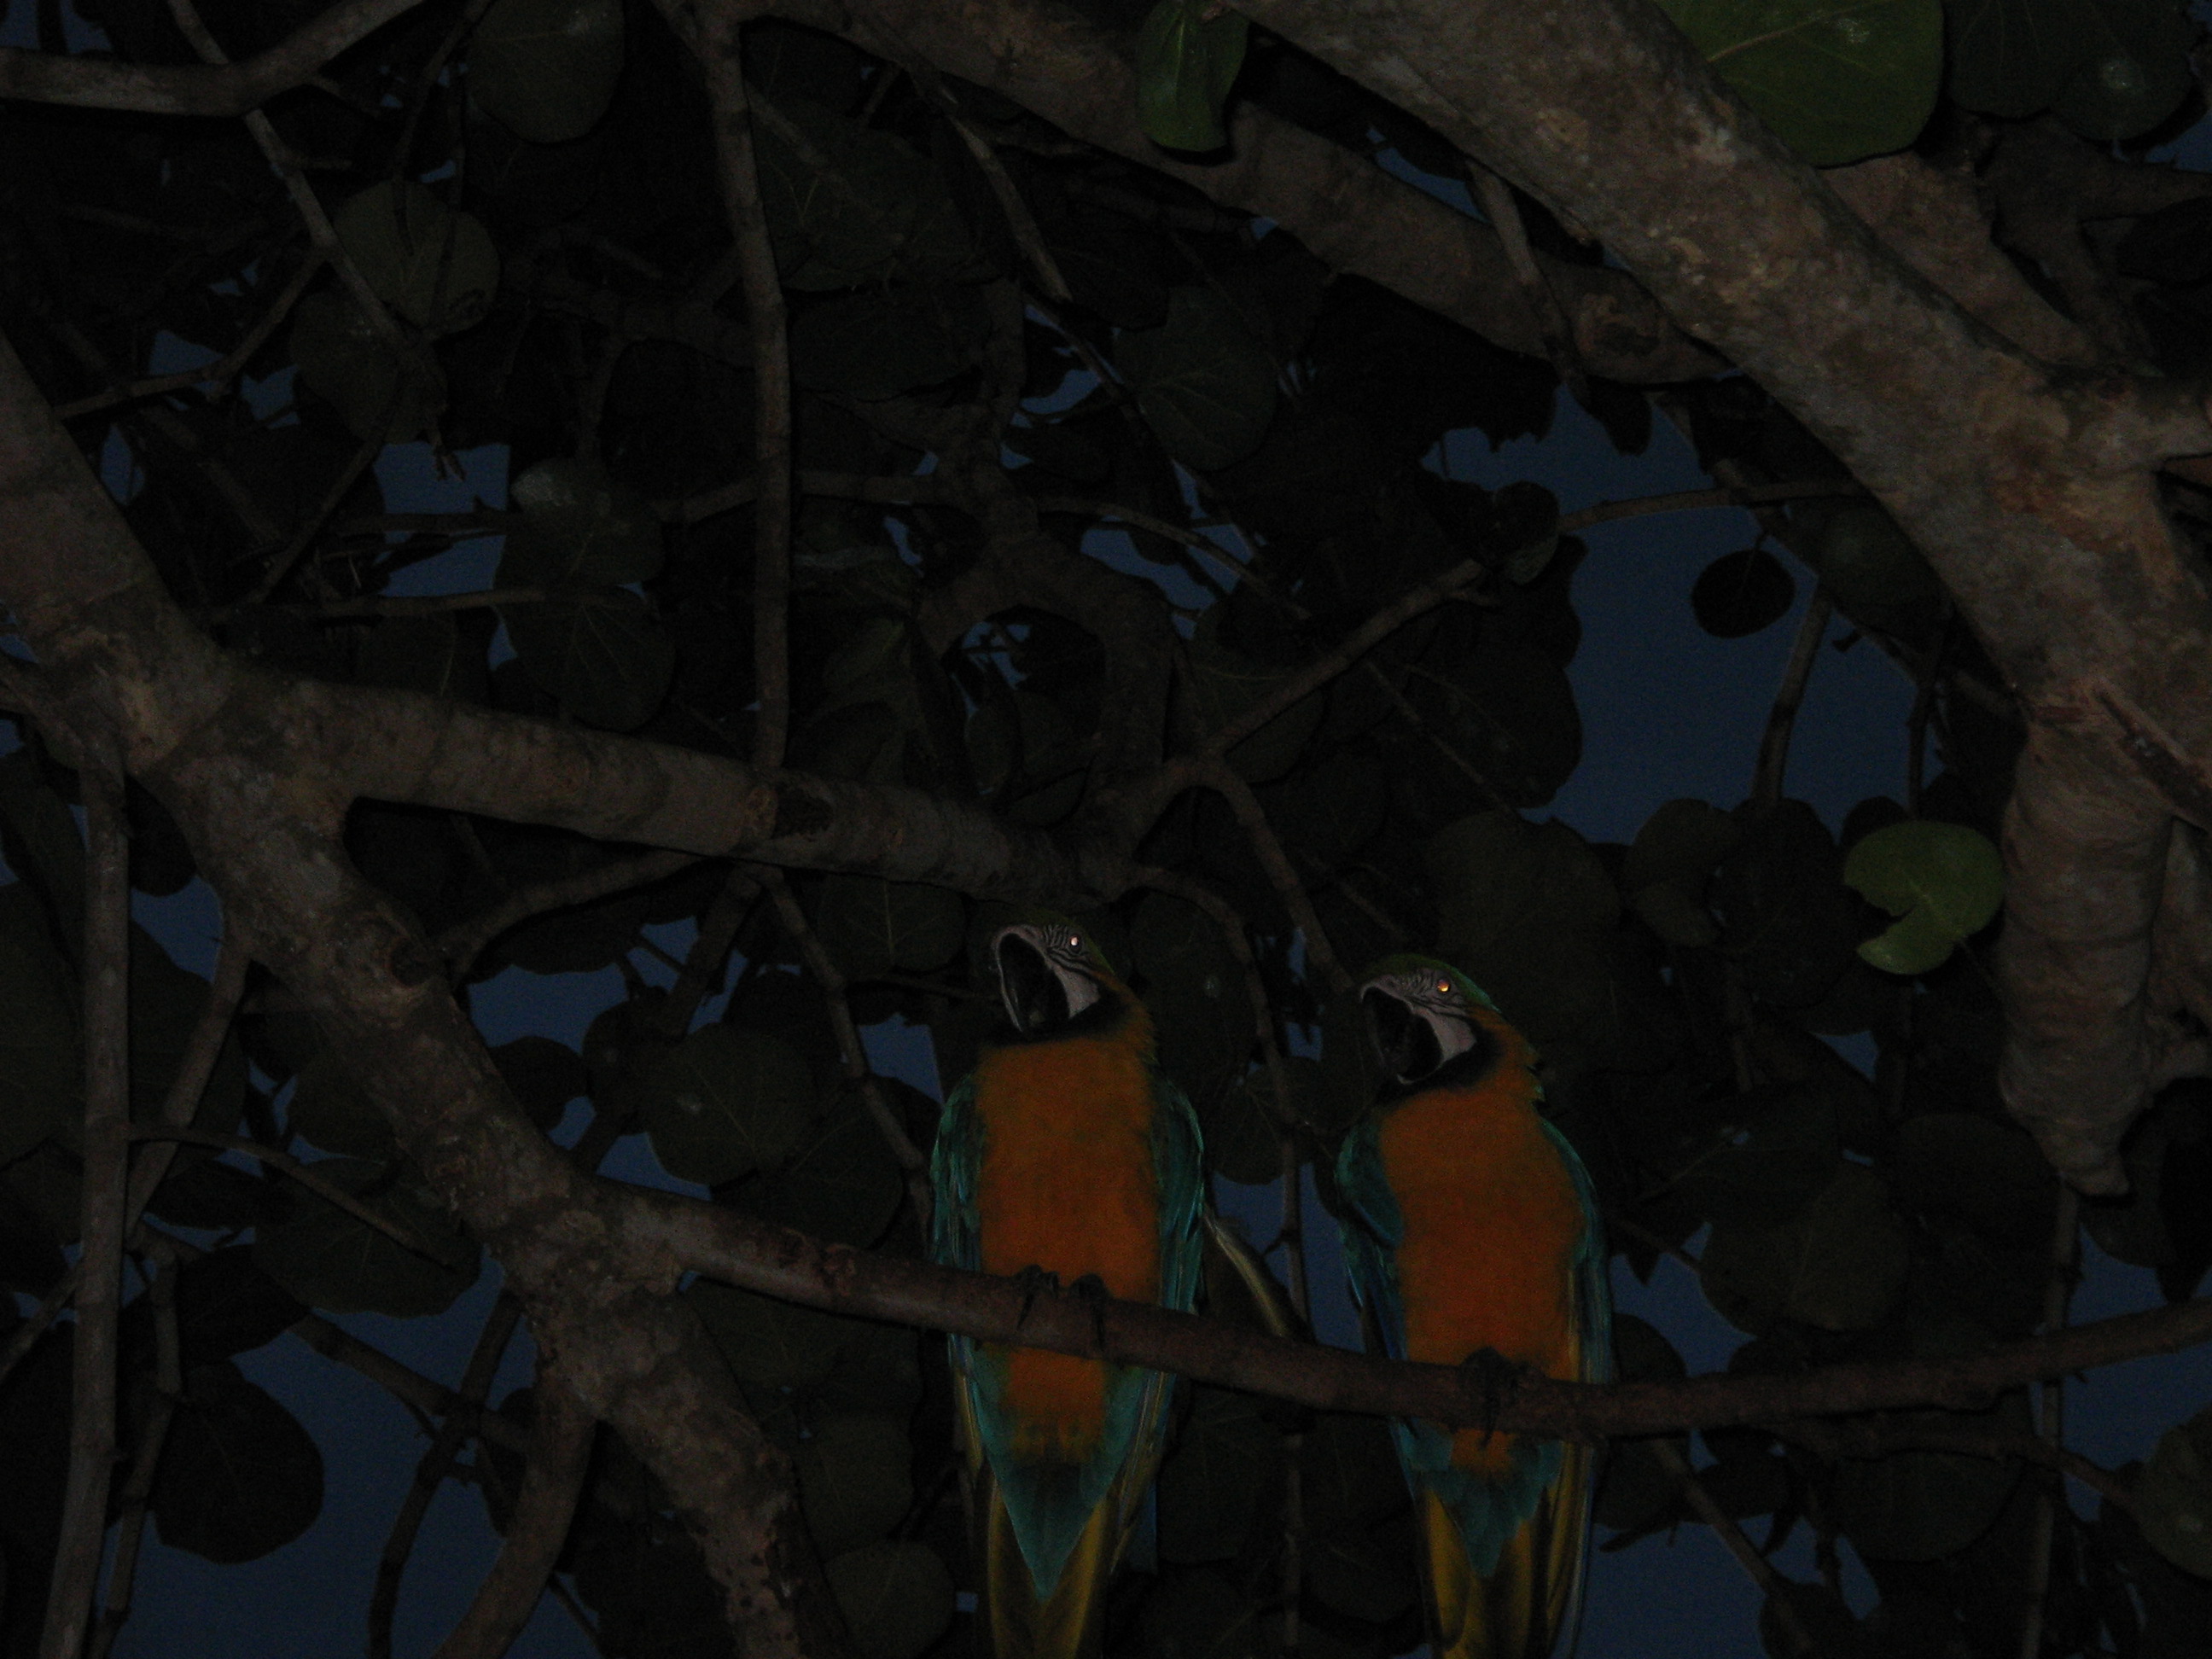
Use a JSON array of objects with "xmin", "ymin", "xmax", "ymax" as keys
[{"xmin": 7, "ymin": 0, "xmax": 2212, "ymax": 1656}]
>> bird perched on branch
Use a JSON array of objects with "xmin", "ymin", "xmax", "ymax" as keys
[
  {"xmin": 1334, "ymin": 956, "xmax": 1611, "ymax": 1659},
  {"xmin": 929, "ymin": 916, "xmax": 1205, "ymax": 1659}
]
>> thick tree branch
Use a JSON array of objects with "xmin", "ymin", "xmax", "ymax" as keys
[
  {"xmin": 799, "ymin": 0, "xmax": 1725, "ymax": 383},
  {"xmin": 0, "ymin": 0, "xmax": 428, "ymax": 115}
]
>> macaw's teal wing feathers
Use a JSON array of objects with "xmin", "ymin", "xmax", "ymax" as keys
[
  {"xmin": 931, "ymin": 918, "xmax": 1207, "ymax": 1659},
  {"xmin": 1334, "ymin": 958, "xmax": 1612, "ymax": 1659}
]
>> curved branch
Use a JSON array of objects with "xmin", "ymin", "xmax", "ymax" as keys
[
  {"xmin": 643, "ymin": 1190, "xmax": 2212, "ymax": 1440},
  {"xmin": 0, "ymin": 0, "xmax": 428, "ymax": 115}
]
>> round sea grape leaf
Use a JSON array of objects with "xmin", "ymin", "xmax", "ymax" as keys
[
  {"xmin": 1892, "ymin": 1112, "xmax": 2056, "ymax": 1249},
  {"xmin": 500, "ymin": 457, "xmax": 664, "ymax": 588},
  {"xmin": 1844, "ymin": 819, "xmax": 2004, "ymax": 975},
  {"xmin": 145, "ymin": 1156, "xmax": 281, "ymax": 1232},
  {"xmin": 1701, "ymin": 1165, "xmax": 1907, "ymax": 1333},
  {"xmin": 1667, "ymin": 1086, "xmax": 1841, "ymax": 1231},
  {"xmin": 1116, "ymin": 285, "xmax": 1279, "ymax": 473},
  {"xmin": 1691, "ymin": 547, "xmax": 1796, "ymax": 638},
  {"xmin": 1625, "ymin": 797, "xmax": 1742, "ymax": 947},
  {"xmin": 1134, "ymin": 0, "xmax": 1251, "ymax": 151},
  {"xmin": 354, "ymin": 613, "xmax": 490, "ymax": 702},
  {"xmin": 331, "ymin": 180, "xmax": 500, "ymax": 335},
  {"xmin": 1205, "ymin": 1061, "xmax": 1314, "ymax": 1185},
  {"xmin": 1257, "ymin": 752, "xmax": 1388, "ymax": 870},
  {"xmin": 1179, "ymin": 615, "xmax": 1326, "ymax": 783},
  {"xmin": 790, "ymin": 285, "xmax": 989, "ymax": 399},
  {"xmin": 150, "ymin": 1361, "xmax": 324, "ymax": 1563},
  {"xmin": 814, "ymin": 875, "xmax": 966, "ymax": 982},
  {"xmin": 1829, "ymin": 1415, "xmax": 2023, "ymax": 1560},
  {"xmin": 731, "ymin": 1095, "xmax": 905, "ymax": 1248},
  {"xmin": 1943, "ymin": 0, "xmax": 2104, "ymax": 114},
  {"xmin": 1714, "ymin": 799, "xmax": 1859, "ymax": 1008},
  {"xmin": 1157, "ymin": 1388, "xmax": 1282, "ymax": 1563},
  {"xmin": 1655, "ymin": 0, "xmax": 1942, "ymax": 165},
  {"xmin": 807, "ymin": 1317, "xmax": 924, "ymax": 1420},
  {"xmin": 798, "ymin": 1414, "xmax": 913, "ymax": 1555},
  {"xmin": 0, "ymin": 884, "xmax": 80, "ymax": 1166},
  {"xmin": 1613, "ymin": 1311, "xmax": 1689, "ymax": 1382},
  {"xmin": 2050, "ymin": 0, "xmax": 2197, "ymax": 139},
  {"xmin": 503, "ymin": 589, "xmax": 674, "ymax": 731},
  {"xmin": 686, "ymin": 1278, "xmax": 847, "ymax": 1388},
  {"xmin": 1305, "ymin": 1511, "xmax": 1421, "ymax": 1621},
  {"xmin": 1595, "ymin": 1435, "xmax": 1688, "ymax": 1533},
  {"xmin": 287, "ymin": 1047, "xmax": 394, "ymax": 1158},
  {"xmin": 2139, "ymin": 1406, "xmax": 2212, "ymax": 1577},
  {"xmin": 130, "ymin": 928, "xmax": 247, "ymax": 1135},
  {"xmin": 1795, "ymin": 498, "xmax": 1947, "ymax": 641},
  {"xmin": 1301, "ymin": 1412, "xmax": 1410, "ymax": 1530},
  {"xmin": 469, "ymin": 0, "xmax": 626, "ymax": 145},
  {"xmin": 824, "ymin": 1540, "xmax": 956, "ymax": 1659},
  {"xmin": 290, "ymin": 290, "xmax": 446, "ymax": 443},
  {"xmin": 639, "ymin": 1025, "xmax": 815, "ymax": 1187},
  {"xmin": 754, "ymin": 96, "xmax": 980, "ymax": 290},
  {"xmin": 171, "ymin": 1249, "xmax": 310, "ymax": 1368},
  {"xmin": 253, "ymin": 1161, "xmax": 481, "ymax": 1318},
  {"xmin": 490, "ymin": 1034, "xmax": 588, "ymax": 1131},
  {"xmin": 1404, "ymin": 641, "xmax": 1582, "ymax": 810},
  {"xmin": 1138, "ymin": 1568, "xmax": 1266, "ymax": 1656}
]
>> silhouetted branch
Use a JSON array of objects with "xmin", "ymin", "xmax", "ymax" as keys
[
  {"xmin": 40, "ymin": 764, "xmax": 130, "ymax": 1659},
  {"xmin": 0, "ymin": 0, "xmax": 428, "ymax": 115},
  {"xmin": 1750, "ymin": 585, "xmax": 1834, "ymax": 810},
  {"xmin": 129, "ymin": 1125, "xmax": 448, "ymax": 1254},
  {"xmin": 437, "ymin": 848, "xmax": 704, "ymax": 976},
  {"xmin": 434, "ymin": 1368, "xmax": 596, "ymax": 1659}
]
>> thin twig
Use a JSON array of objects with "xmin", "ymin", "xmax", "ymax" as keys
[
  {"xmin": 247, "ymin": 417, "xmax": 393, "ymax": 603},
  {"xmin": 128, "ymin": 1125, "xmax": 447, "ymax": 1255},
  {"xmin": 1751, "ymin": 585, "xmax": 1834, "ymax": 811},
  {"xmin": 125, "ymin": 928, "xmax": 252, "ymax": 1229},
  {"xmin": 369, "ymin": 1295, "xmax": 525, "ymax": 1659},
  {"xmin": 86, "ymin": 1239, "xmax": 184, "ymax": 1659},
  {"xmin": 1199, "ymin": 760, "xmax": 1351, "ymax": 995},
  {"xmin": 1467, "ymin": 162, "xmax": 1588, "ymax": 404},
  {"xmin": 437, "ymin": 848, "xmax": 704, "ymax": 976},
  {"xmin": 754, "ymin": 866, "xmax": 932, "ymax": 1230},
  {"xmin": 904, "ymin": 67, "xmax": 1071, "ymax": 302},
  {"xmin": 2019, "ymin": 1185, "xmax": 2081, "ymax": 1659},
  {"xmin": 288, "ymin": 1310, "xmax": 532, "ymax": 1455},
  {"xmin": 39, "ymin": 764, "xmax": 130, "ymax": 1659},
  {"xmin": 691, "ymin": 15, "xmax": 795, "ymax": 769},
  {"xmin": 432, "ymin": 1365, "xmax": 596, "ymax": 1659},
  {"xmin": 1649, "ymin": 1439, "xmax": 1815, "ymax": 1655},
  {"xmin": 387, "ymin": 0, "xmax": 500, "ymax": 179}
]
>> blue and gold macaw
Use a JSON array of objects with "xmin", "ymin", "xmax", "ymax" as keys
[
  {"xmin": 930, "ymin": 917, "xmax": 1205, "ymax": 1659},
  {"xmin": 1335, "ymin": 956, "xmax": 1611, "ymax": 1659}
]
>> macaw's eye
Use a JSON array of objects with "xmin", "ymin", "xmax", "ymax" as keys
[
  {"xmin": 1068, "ymin": 934, "xmax": 1082, "ymax": 950},
  {"xmin": 1435, "ymin": 979, "xmax": 1451, "ymax": 994}
]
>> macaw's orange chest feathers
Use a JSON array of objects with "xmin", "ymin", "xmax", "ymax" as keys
[
  {"xmin": 972, "ymin": 1016, "xmax": 1162, "ymax": 1460},
  {"xmin": 1378, "ymin": 1074, "xmax": 1585, "ymax": 1476}
]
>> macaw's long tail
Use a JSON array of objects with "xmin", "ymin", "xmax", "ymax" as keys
[
  {"xmin": 1422, "ymin": 1439, "xmax": 1596, "ymax": 1659},
  {"xmin": 973, "ymin": 1465, "xmax": 1123, "ymax": 1659}
]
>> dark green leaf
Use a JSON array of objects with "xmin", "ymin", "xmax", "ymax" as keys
[
  {"xmin": 1828, "ymin": 1412, "xmax": 2023, "ymax": 1560},
  {"xmin": 1701, "ymin": 1165, "xmax": 1907, "ymax": 1333},
  {"xmin": 1116, "ymin": 285, "xmax": 1279, "ymax": 472},
  {"xmin": 1892, "ymin": 1112, "xmax": 2056, "ymax": 1249},
  {"xmin": 172, "ymin": 1248, "xmax": 310, "ymax": 1366},
  {"xmin": 686, "ymin": 1278, "xmax": 849, "ymax": 1388},
  {"xmin": 471, "ymin": 0, "xmax": 626, "ymax": 144},
  {"xmin": 731, "ymin": 1094, "xmax": 905, "ymax": 1248},
  {"xmin": 503, "ymin": 589, "xmax": 674, "ymax": 731},
  {"xmin": 2050, "ymin": 0, "xmax": 2197, "ymax": 138},
  {"xmin": 2140, "ymin": 1405, "xmax": 2212, "ymax": 1577},
  {"xmin": 814, "ymin": 876, "xmax": 965, "ymax": 982},
  {"xmin": 1656, "ymin": 0, "xmax": 1942, "ymax": 165},
  {"xmin": 1157, "ymin": 1388, "xmax": 1281, "ymax": 1563},
  {"xmin": 824, "ymin": 1541, "xmax": 956, "ymax": 1659},
  {"xmin": 755, "ymin": 96, "xmax": 981, "ymax": 289},
  {"xmin": 151, "ymin": 1362, "xmax": 324, "ymax": 1563},
  {"xmin": 253, "ymin": 1160, "xmax": 481, "ymax": 1318},
  {"xmin": 291, "ymin": 291, "xmax": 445, "ymax": 443},
  {"xmin": 1714, "ymin": 800, "xmax": 1859, "ymax": 1009},
  {"xmin": 500, "ymin": 457, "xmax": 664, "ymax": 588},
  {"xmin": 331, "ymin": 181, "xmax": 499, "ymax": 336},
  {"xmin": 1691, "ymin": 548, "xmax": 1796, "ymax": 638},
  {"xmin": 639, "ymin": 1025, "xmax": 815, "ymax": 1187},
  {"xmin": 287, "ymin": 1047, "xmax": 394, "ymax": 1158},
  {"xmin": 1624, "ymin": 798, "xmax": 1741, "ymax": 948},
  {"xmin": 790, "ymin": 286, "xmax": 988, "ymax": 399},
  {"xmin": 798, "ymin": 1414, "xmax": 913, "ymax": 1555},
  {"xmin": 1134, "ymin": 0, "xmax": 1251, "ymax": 151},
  {"xmin": 0, "ymin": 885, "xmax": 80, "ymax": 1166}
]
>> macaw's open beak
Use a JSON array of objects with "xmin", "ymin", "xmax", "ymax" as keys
[
  {"xmin": 997, "ymin": 931, "xmax": 1069, "ymax": 1037},
  {"xmin": 1362, "ymin": 983, "xmax": 1441, "ymax": 1085}
]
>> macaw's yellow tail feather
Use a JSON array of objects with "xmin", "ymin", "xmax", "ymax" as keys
[
  {"xmin": 978, "ymin": 1476, "xmax": 1119, "ymax": 1659},
  {"xmin": 1423, "ymin": 1440, "xmax": 1595, "ymax": 1659}
]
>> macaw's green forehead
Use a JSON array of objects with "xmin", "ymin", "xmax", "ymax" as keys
[{"xmin": 1359, "ymin": 953, "xmax": 1501, "ymax": 1013}]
